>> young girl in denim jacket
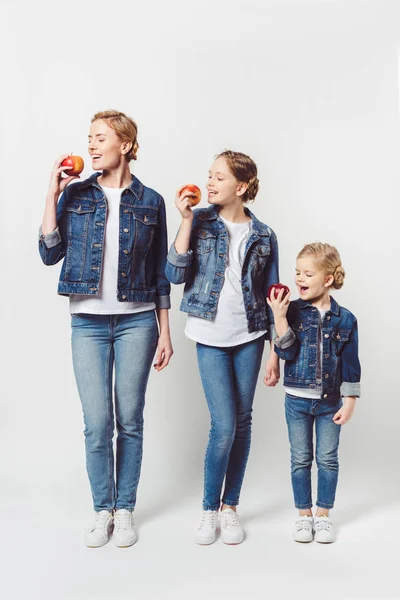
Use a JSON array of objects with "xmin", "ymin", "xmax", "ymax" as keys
[
  {"xmin": 267, "ymin": 243, "xmax": 361, "ymax": 543},
  {"xmin": 165, "ymin": 151, "xmax": 280, "ymax": 545}
]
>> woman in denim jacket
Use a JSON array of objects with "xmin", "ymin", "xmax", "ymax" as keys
[
  {"xmin": 165, "ymin": 151, "xmax": 280, "ymax": 545},
  {"xmin": 267, "ymin": 243, "xmax": 361, "ymax": 544},
  {"xmin": 39, "ymin": 110, "xmax": 172, "ymax": 548}
]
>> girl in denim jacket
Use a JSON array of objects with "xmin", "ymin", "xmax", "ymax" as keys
[
  {"xmin": 166, "ymin": 151, "xmax": 280, "ymax": 545},
  {"xmin": 267, "ymin": 243, "xmax": 361, "ymax": 543},
  {"xmin": 39, "ymin": 110, "xmax": 173, "ymax": 548}
]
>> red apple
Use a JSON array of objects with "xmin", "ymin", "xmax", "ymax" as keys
[
  {"xmin": 61, "ymin": 155, "xmax": 84, "ymax": 176},
  {"xmin": 267, "ymin": 283, "xmax": 290, "ymax": 300},
  {"xmin": 182, "ymin": 184, "xmax": 201, "ymax": 206}
]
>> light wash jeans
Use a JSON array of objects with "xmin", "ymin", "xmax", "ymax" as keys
[
  {"xmin": 71, "ymin": 311, "xmax": 158, "ymax": 512},
  {"xmin": 196, "ymin": 336, "xmax": 265, "ymax": 510},
  {"xmin": 285, "ymin": 393, "xmax": 342, "ymax": 510}
]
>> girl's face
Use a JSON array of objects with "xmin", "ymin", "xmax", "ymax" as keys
[
  {"xmin": 88, "ymin": 120, "xmax": 130, "ymax": 171},
  {"xmin": 206, "ymin": 157, "xmax": 247, "ymax": 206},
  {"xmin": 295, "ymin": 256, "xmax": 333, "ymax": 302}
]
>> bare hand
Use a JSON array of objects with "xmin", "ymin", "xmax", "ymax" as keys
[
  {"xmin": 153, "ymin": 332, "xmax": 173, "ymax": 372},
  {"xmin": 333, "ymin": 397, "xmax": 357, "ymax": 425},
  {"xmin": 263, "ymin": 357, "xmax": 280, "ymax": 386},
  {"xmin": 266, "ymin": 287, "xmax": 291, "ymax": 319},
  {"xmin": 175, "ymin": 185, "xmax": 195, "ymax": 220},
  {"xmin": 48, "ymin": 154, "xmax": 80, "ymax": 198}
]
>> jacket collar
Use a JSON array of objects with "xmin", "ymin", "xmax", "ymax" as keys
[
  {"xmin": 79, "ymin": 172, "xmax": 144, "ymax": 203},
  {"xmin": 298, "ymin": 295, "xmax": 340, "ymax": 316},
  {"xmin": 201, "ymin": 204, "xmax": 270, "ymax": 237}
]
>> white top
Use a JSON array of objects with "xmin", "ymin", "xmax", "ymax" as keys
[
  {"xmin": 69, "ymin": 186, "xmax": 156, "ymax": 315},
  {"xmin": 285, "ymin": 307, "xmax": 328, "ymax": 399},
  {"xmin": 185, "ymin": 215, "xmax": 267, "ymax": 347}
]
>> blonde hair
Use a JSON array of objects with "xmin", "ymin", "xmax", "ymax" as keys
[
  {"xmin": 91, "ymin": 110, "xmax": 139, "ymax": 161},
  {"xmin": 216, "ymin": 150, "xmax": 259, "ymax": 202},
  {"xmin": 297, "ymin": 242, "xmax": 345, "ymax": 289}
]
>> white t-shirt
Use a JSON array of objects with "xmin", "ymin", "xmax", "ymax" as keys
[
  {"xmin": 69, "ymin": 186, "xmax": 156, "ymax": 315},
  {"xmin": 185, "ymin": 215, "xmax": 267, "ymax": 347},
  {"xmin": 285, "ymin": 307, "xmax": 328, "ymax": 399}
]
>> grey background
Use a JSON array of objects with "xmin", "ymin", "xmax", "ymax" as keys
[{"xmin": 1, "ymin": 0, "xmax": 399, "ymax": 598}]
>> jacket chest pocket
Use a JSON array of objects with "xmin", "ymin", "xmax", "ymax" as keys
[
  {"xmin": 249, "ymin": 242, "xmax": 270, "ymax": 269},
  {"xmin": 294, "ymin": 321, "xmax": 312, "ymax": 340},
  {"xmin": 193, "ymin": 230, "xmax": 217, "ymax": 255},
  {"xmin": 332, "ymin": 329, "xmax": 350, "ymax": 354},
  {"xmin": 132, "ymin": 211, "xmax": 158, "ymax": 253},
  {"xmin": 66, "ymin": 203, "xmax": 95, "ymax": 238}
]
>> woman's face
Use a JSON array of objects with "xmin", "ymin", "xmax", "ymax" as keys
[
  {"xmin": 206, "ymin": 157, "xmax": 247, "ymax": 206},
  {"xmin": 295, "ymin": 256, "xmax": 333, "ymax": 302},
  {"xmin": 88, "ymin": 119, "xmax": 130, "ymax": 171}
]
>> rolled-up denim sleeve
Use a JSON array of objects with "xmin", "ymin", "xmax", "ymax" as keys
[
  {"xmin": 340, "ymin": 319, "xmax": 361, "ymax": 397},
  {"xmin": 165, "ymin": 240, "xmax": 194, "ymax": 284},
  {"xmin": 274, "ymin": 326, "xmax": 298, "ymax": 360},
  {"xmin": 38, "ymin": 226, "xmax": 61, "ymax": 248},
  {"xmin": 38, "ymin": 190, "xmax": 67, "ymax": 266}
]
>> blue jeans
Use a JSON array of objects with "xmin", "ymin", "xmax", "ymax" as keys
[
  {"xmin": 71, "ymin": 311, "xmax": 158, "ymax": 512},
  {"xmin": 285, "ymin": 393, "xmax": 342, "ymax": 510},
  {"xmin": 196, "ymin": 337, "xmax": 265, "ymax": 510}
]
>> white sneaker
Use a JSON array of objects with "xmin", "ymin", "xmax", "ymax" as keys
[
  {"xmin": 314, "ymin": 515, "xmax": 335, "ymax": 543},
  {"xmin": 113, "ymin": 509, "xmax": 138, "ymax": 547},
  {"xmin": 194, "ymin": 510, "xmax": 218, "ymax": 545},
  {"xmin": 293, "ymin": 516, "xmax": 314, "ymax": 543},
  {"xmin": 84, "ymin": 510, "xmax": 113, "ymax": 548},
  {"xmin": 220, "ymin": 508, "xmax": 244, "ymax": 545}
]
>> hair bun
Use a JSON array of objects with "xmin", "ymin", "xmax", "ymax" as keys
[
  {"xmin": 247, "ymin": 176, "xmax": 259, "ymax": 201},
  {"xmin": 333, "ymin": 265, "xmax": 345, "ymax": 289},
  {"xmin": 128, "ymin": 140, "xmax": 139, "ymax": 161}
]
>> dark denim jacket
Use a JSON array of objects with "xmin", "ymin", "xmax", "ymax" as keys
[
  {"xmin": 165, "ymin": 205, "xmax": 279, "ymax": 339},
  {"xmin": 274, "ymin": 297, "xmax": 361, "ymax": 399},
  {"xmin": 38, "ymin": 173, "xmax": 170, "ymax": 309}
]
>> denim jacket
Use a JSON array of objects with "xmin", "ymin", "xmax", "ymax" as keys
[
  {"xmin": 274, "ymin": 297, "xmax": 361, "ymax": 399},
  {"xmin": 164, "ymin": 205, "xmax": 279, "ymax": 339},
  {"xmin": 38, "ymin": 172, "xmax": 171, "ymax": 309}
]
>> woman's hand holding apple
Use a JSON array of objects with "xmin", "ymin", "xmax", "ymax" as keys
[{"xmin": 47, "ymin": 154, "xmax": 82, "ymax": 199}]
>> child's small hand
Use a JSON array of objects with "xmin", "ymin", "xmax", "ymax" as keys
[
  {"xmin": 333, "ymin": 397, "xmax": 357, "ymax": 425},
  {"xmin": 266, "ymin": 288, "xmax": 291, "ymax": 319},
  {"xmin": 267, "ymin": 288, "xmax": 291, "ymax": 317}
]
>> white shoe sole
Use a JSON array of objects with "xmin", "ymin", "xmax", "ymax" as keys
[
  {"xmin": 194, "ymin": 533, "xmax": 216, "ymax": 545},
  {"xmin": 113, "ymin": 533, "xmax": 138, "ymax": 547},
  {"xmin": 293, "ymin": 535, "xmax": 313, "ymax": 543},
  {"xmin": 221, "ymin": 536, "xmax": 244, "ymax": 545}
]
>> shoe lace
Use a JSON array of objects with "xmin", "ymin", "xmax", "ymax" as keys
[
  {"xmin": 115, "ymin": 511, "xmax": 132, "ymax": 531},
  {"xmin": 296, "ymin": 518, "xmax": 312, "ymax": 532},
  {"xmin": 315, "ymin": 518, "xmax": 332, "ymax": 532},
  {"xmin": 221, "ymin": 510, "xmax": 240, "ymax": 529},
  {"xmin": 93, "ymin": 511, "xmax": 111, "ymax": 531},
  {"xmin": 198, "ymin": 510, "xmax": 216, "ymax": 530}
]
